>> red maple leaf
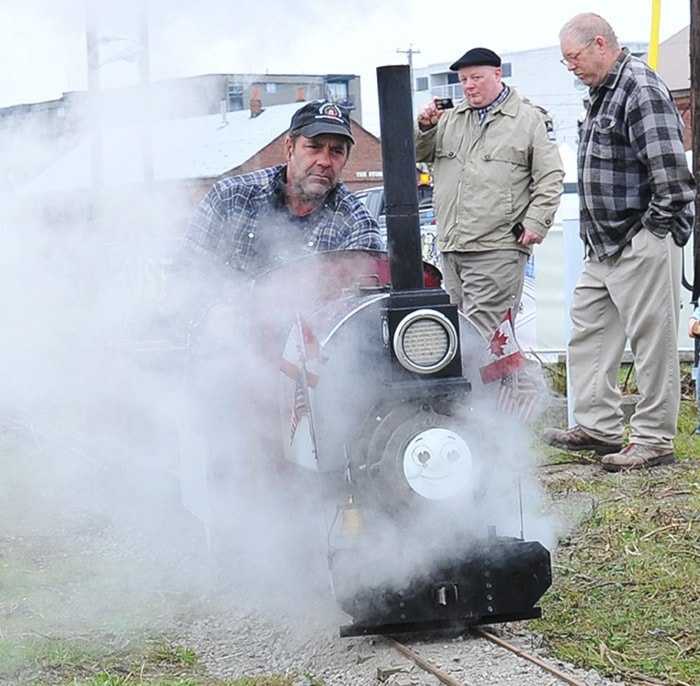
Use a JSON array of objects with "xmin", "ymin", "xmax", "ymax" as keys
[{"xmin": 490, "ymin": 329, "xmax": 508, "ymax": 357}]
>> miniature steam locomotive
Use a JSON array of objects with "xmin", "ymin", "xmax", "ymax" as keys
[{"xmin": 250, "ymin": 248, "xmax": 552, "ymax": 636}]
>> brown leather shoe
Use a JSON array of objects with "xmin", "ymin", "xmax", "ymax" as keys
[
  {"xmin": 542, "ymin": 425, "xmax": 622, "ymax": 455},
  {"xmin": 602, "ymin": 443, "xmax": 675, "ymax": 472}
]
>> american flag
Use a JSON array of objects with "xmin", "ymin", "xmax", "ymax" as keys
[
  {"xmin": 496, "ymin": 366, "xmax": 542, "ymax": 423},
  {"xmin": 280, "ymin": 315, "xmax": 323, "ymax": 444}
]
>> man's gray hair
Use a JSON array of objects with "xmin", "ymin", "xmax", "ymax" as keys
[{"xmin": 560, "ymin": 12, "xmax": 619, "ymax": 50}]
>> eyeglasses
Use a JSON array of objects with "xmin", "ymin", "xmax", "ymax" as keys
[{"xmin": 559, "ymin": 39, "xmax": 595, "ymax": 67}]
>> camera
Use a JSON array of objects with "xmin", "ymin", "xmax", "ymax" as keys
[
  {"xmin": 435, "ymin": 98, "xmax": 454, "ymax": 110},
  {"xmin": 511, "ymin": 223, "xmax": 525, "ymax": 239}
]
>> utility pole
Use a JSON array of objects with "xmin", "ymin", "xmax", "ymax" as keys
[
  {"xmin": 86, "ymin": 2, "xmax": 103, "ymax": 211},
  {"xmin": 691, "ymin": 0, "xmax": 700, "ymax": 308},
  {"xmin": 86, "ymin": 3, "xmax": 154, "ymax": 218},
  {"xmin": 139, "ymin": 1, "xmax": 154, "ymax": 190},
  {"xmin": 397, "ymin": 44, "xmax": 421, "ymax": 93}
]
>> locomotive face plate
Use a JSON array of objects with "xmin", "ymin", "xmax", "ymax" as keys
[{"xmin": 402, "ymin": 428, "xmax": 473, "ymax": 499}]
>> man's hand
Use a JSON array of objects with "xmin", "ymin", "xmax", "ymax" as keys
[
  {"xmin": 688, "ymin": 317, "xmax": 700, "ymax": 338},
  {"xmin": 417, "ymin": 99, "xmax": 447, "ymax": 131},
  {"xmin": 517, "ymin": 227, "xmax": 544, "ymax": 247}
]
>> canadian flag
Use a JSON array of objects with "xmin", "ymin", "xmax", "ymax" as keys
[
  {"xmin": 479, "ymin": 308, "xmax": 527, "ymax": 384},
  {"xmin": 280, "ymin": 316, "xmax": 323, "ymax": 386}
]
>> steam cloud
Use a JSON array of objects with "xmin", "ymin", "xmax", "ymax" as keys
[
  {"xmin": 2, "ymin": 144, "xmax": 558, "ymax": 640},
  {"xmin": 0, "ymin": 2, "xmax": 561, "ymax": 651}
]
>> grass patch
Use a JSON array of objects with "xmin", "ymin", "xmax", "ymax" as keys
[
  {"xmin": 0, "ymin": 633, "xmax": 319, "ymax": 685},
  {"xmin": 540, "ymin": 361, "xmax": 695, "ymax": 399},
  {"xmin": 0, "ymin": 636, "xmax": 104, "ymax": 682},
  {"xmin": 148, "ymin": 643, "xmax": 198, "ymax": 667},
  {"xmin": 0, "ymin": 425, "xmax": 323, "ymax": 686},
  {"xmin": 533, "ymin": 400, "xmax": 700, "ymax": 686}
]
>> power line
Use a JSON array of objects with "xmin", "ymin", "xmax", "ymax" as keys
[
  {"xmin": 397, "ymin": 45, "xmax": 421, "ymax": 91},
  {"xmin": 397, "ymin": 44, "xmax": 421, "ymax": 69}
]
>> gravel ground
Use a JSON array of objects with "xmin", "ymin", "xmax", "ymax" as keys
[
  {"xmin": 2, "ymin": 421, "xmax": 620, "ymax": 686},
  {"xmin": 162, "ymin": 460, "xmax": 617, "ymax": 686},
  {"xmin": 171, "ymin": 600, "xmax": 621, "ymax": 686}
]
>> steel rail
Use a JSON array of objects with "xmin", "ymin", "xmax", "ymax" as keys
[
  {"xmin": 380, "ymin": 635, "xmax": 470, "ymax": 686},
  {"xmin": 382, "ymin": 629, "xmax": 590, "ymax": 686},
  {"xmin": 473, "ymin": 627, "xmax": 588, "ymax": 686}
]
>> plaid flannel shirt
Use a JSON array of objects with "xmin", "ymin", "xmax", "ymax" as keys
[
  {"xmin": 578, "ymin": 49, "xmax": 695, "ymax": 260},
  {"xmin": 170, "ymin": 165, "xmax": 383, "ymax": 329}
]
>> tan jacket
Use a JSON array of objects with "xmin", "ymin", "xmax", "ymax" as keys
[{"xmin": 415, "ymin": 88, "xmax": 564, "ymax": 254}]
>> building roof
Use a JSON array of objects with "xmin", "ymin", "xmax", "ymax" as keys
[{"xmin": 19, "ymin": 101, "xmax": 304, "ymax": 193}]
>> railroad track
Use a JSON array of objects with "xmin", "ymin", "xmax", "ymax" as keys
[{"xmin": 381, "ymin": 628, "xmax": 591, "ymax": 686}]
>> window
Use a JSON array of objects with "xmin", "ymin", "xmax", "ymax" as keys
[
  {"xmin": 501, "ymin": 62, "xmax": 512, "ymax": 78},
  {"xmin": 326, "ymin": 80, "xmax": 349, "ymax": 103},
  {"xmin": 416, "ymin": 77, "xmax": 428, "ymax": 91},
  {"xmin": 228, "ymin": 84, "xmax": 243, "ymax": 111},
  {"xmin": 326, "ymin": 79, "xmax": 355, "ymax": 109}
]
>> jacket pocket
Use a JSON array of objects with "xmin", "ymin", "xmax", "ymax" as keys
[
  {"xmin": 483, "ymin": 146, "xmax": 529, "ymax": 167},
  {"xmin": 589, "ymin": 117, "xmax": 616, "ymax": 160}
]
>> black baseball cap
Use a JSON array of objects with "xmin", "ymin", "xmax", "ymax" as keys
[
  {"xmin": 449, "ymin": 47, "xmax": 502, "ymax": 70},
  {"xmin": 289, "ymin": 100, "xmax": 355, "ymax": 144}
]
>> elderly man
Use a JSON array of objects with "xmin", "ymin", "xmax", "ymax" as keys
[
  {"xmin": 415, "ymin": 47, "xmax": 564, "ymax": 339},
  {"xmin": 542, "ymin": 14, "xmax": 695, "ymax": 471}
]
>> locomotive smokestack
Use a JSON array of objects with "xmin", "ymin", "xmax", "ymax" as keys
[{"xmin": 376, "ymin": 65, "xmax": 424, "ymax": 291}]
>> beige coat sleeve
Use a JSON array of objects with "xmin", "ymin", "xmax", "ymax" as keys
[
  {"xmin": 414, "ymin": 124, "xmax": 438, "ymax": 164},
  {"xmin": 521, "ymin": 114, "xmax": 565, "ymax": 237}
]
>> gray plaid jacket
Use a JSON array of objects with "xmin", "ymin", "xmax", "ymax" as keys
[
  {"xmin": 171, "ymin": 165, "xmax": 383, "ymax": 330},
  {"xmin": 578, "ymin": 48, "xmax": 695, "ymax": 260}
]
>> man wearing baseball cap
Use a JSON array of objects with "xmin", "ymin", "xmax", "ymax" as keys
[
  {"xmin": 172, "ymin": 99, "xmax": 382, "ymax": 332},
  {"xmin": 166, "ymin": 100, "xmax": 382, "ymax": 556},
  {"xmin": 416, "ymin": 47, "xmax": 564, "ymax": 340}
]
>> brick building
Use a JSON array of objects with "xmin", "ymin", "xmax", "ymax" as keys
[
  {"xmin": 1, "ymin": 71, "xmax": 363, "ymax": 196},
  {"xmin": 17, "ymin": 100, "xmax": 384, "ymax": 240}
]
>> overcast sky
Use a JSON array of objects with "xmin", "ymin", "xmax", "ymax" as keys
[{"xmin": 0, "ymin": 0, "xmax": 691, "ymax": 112}]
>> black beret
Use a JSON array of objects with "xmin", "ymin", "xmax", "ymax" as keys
[{"xmin": 449, "ymin": 47, "xmax": 502, "ymax": 70}]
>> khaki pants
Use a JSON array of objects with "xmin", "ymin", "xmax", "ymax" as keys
[
  {"xmin": 569, "ymin": 229, "xmax": 681, "ymax": 449},
  {"xmin": 441, "ymin": 249, "xmax": 528, "ymax": 339}
]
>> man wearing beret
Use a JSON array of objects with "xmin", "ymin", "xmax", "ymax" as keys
[{"xmin": 415, "ymin": 47, "xmax": 564, "ymax": 339}]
